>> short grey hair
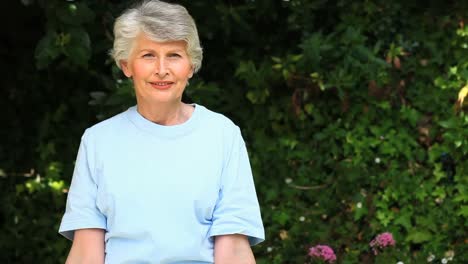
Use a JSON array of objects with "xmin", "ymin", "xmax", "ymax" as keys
[{"xmin": 111, "ymin": 0, "xmax": 203, "ymax": 73}]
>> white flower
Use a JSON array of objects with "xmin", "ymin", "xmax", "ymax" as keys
[
  {"xmin": 267, "ymin": 247, "xmax": 273, "ymax": 252},
  {"xmin": 441, "ymin": 258, "xmax": 448, "ymax": 264},
  {"xmin": 375, "ymin": 157, "xmax": 381, "ymax": 164},
  {"xmin": 285, "ymin": 178, "xmax": 292, "ymax": 184},
  {"xmin": 427, "ymin": 254, "xmax": 435, "ymax": 262},
  {"xmin": 321, "ymin": 214, "xmax": 327, "ymax": 219},
  {"xmin": 117, "ymin": 79, "xmax": 123, "ymax": 84},
  {"xmin": 435, "ymin": 197, "xmax": 443, "ymax": 204},
  {"xmin": 445, "ymin": 250, "xmax": 454, "ymax": 261},
  {"xmin": 397, "ymin": 261, "xmax": 404, "ymax": 264},
  {"xmin": 360, "ymin": 188, "xmax": 367, "ymax": 197},
  {"xmin": 356, "ymin": 202, "xmax": 362, "ymax": 209},
  {"xmin": 299, "ymin": 216, "xmax": 305, "ymax": 222}
]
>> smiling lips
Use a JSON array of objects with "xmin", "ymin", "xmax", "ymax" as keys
[{"xmin": 149, "ymin": 81, "xmax": 174, "ymax": 90}]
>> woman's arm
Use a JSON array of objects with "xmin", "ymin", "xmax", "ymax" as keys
[
  {"xmin": 65, "ymin": 228, "xmax": 105, "ymax": 264},
  {"xmin": 214, "ymin": 234, "xmax": 255, "ymax": 264}
]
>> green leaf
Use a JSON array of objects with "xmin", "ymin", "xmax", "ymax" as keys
[
  {"xmin": 439, "ymin": 119, "xmax": 457, "ymax": 129},
  {"xmin": 246, "ymin": 91, "xmax": 257, "ymax": 104},
  {"xmin": 63, "ymin": 28, "xmax": 91, "ymax": 67},
  {"xmin": 394, "ymin": 213, "xmax": 412, "ymax": 231},
  {"xmin": 458, "ymin": 205, "xmax": 468, "ymax": 217},
  {"xmin": 272, "ymin": 211, "xmax": 290, "ymax": 226},
  {"xmin": 353, "ymin": 205, "xmax": 368, "ymax": 221},
  {"xmin": 35, "ymin": 31, "xmax": 61, "ymax": 69},
  {"xmin": 406, "ymin": 229, "xmax": 432, "ymax": 243}
]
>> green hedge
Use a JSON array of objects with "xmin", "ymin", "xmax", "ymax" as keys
[{"xmin": 1, "ymin": 0, "xmax": 467, "ymax": 263}]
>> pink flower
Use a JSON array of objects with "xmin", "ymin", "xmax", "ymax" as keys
[
  {"xmin": 308, "ymin": 245, "xmax": 337, "ymax": 263},
  {"xmin": 369, "ymin": 232, "xmax": 396, "ymax": 255}
]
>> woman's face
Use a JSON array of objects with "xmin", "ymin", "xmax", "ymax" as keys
[{"xmin": 121, "ymin": 33, "xmax": 194, "ymax": 106}]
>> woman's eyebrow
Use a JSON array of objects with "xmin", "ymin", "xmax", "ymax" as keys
[
  {"xmin": 166, "ymin": 49, "xmax": 185, "ymax": 53},
  {"xmin": 139, "ymin": 49, "xmax": 155, "ymax": 53},
  {"xmin": 138, "ymin": 49, "xmax": 185, "ymax": 53}
]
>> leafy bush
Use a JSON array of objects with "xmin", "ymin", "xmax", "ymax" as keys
[{"xmin": 2, "ymin": 0, "xmax": 467, "ymax": 263}]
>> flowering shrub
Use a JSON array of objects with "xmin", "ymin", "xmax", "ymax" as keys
[
  {"xmin": 308, "ymin": 245, "xmax": 336, "ymax": 263},
  {"xmin": 307, "ymin": 233, "xmax": 398, "ymax": 263},
  {"xmin": 370, "ymin": 232, "xmax": 396, "ymax": 255}
]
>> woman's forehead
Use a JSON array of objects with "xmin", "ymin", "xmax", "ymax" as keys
[{"xmin": 134, "ymin": 33, "xmax": 187, "ymax": 51}]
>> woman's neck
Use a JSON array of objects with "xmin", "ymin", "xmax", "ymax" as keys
[{"xmin": 136, "ymin": 101, "xmax": 194, "ymax": 126}]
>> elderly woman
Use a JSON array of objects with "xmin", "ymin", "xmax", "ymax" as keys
[{"xmin": 58, "ymin": 0, "xmax": 265, "ymax": 263}]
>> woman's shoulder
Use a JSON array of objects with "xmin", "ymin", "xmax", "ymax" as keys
[
  {"xmin": 82, "ymin": 107, "xmax": 132, "ymax": 140},
  {"xmin": 198, "ymin": 104, "xmax": 238, "ymax": 131}
]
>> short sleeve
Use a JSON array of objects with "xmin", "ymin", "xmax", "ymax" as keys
[
  {"xmin": 208, "ymin": 127, "xmax": 265, "ymax": 246},
  {"xmin": 58, "ymin": 130, "xmax": 106, "ymax": 240}
]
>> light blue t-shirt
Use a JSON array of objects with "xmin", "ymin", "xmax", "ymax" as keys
[{"xmin": 59, "ymin": 104, "xmax": 265, "ymax": 263}]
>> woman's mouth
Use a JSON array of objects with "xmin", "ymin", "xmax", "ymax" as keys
[{"xmin": 149, "ymin": 81, "xmax": 174, "ymax": 90}]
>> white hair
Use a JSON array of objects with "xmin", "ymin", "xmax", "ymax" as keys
[{"xmin": 110, "ymin": 0, "xmax": 203, "ymax": 73}]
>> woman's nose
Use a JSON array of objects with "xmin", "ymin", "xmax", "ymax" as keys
[{"xmin": 154, "ymin": 59, "xmax": 168, "ymax": 77}]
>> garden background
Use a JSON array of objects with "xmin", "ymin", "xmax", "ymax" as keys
[{"xmin": 1, "ymin": 0, "xmax": 467, "ymax": 263}]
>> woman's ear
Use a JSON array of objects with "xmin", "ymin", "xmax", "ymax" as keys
[
  {"xmin": 120, "ymin": 60, "xmax": 132, "ymax": 78},
  {"xmin": 188, "ymin": 66, "xmax": 194, "ymax": 78}
]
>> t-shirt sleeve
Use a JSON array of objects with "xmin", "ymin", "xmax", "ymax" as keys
[
  {"xmin": 208, "ymin": 126, "xmax": 265, "ymax": 246},
  {"xmin": 58, "ymin": 130, "xmax": 106, "ymax": 240}
]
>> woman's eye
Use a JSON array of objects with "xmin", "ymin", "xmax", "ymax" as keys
[
  {"xmin": 168, "ymin": 53, "xmax": 181, "ymax": 58},
  {"xmin": 142, "ymin": 53, "xmax": 154, "ymax": 58}
]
